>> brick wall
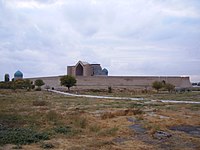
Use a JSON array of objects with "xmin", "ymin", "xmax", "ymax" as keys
[{"xmin": 27, "ymin": 76, "xmax": 192, "ymax": 91}]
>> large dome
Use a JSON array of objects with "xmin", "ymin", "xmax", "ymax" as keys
[{"xmin": 14, "ymin": 70, "xmax": 23, "ymax": 78}]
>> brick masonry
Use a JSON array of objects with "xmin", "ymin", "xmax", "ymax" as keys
[{"xmin": 28, "ymin": 75, "xmax": 192, "ymax": 90}]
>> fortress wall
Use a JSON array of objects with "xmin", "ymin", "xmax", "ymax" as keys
[
  {"xmin": 27, "ymin": 76, "xmax": 192, "ymax": 90},
  {"xmin": 75, "ymin": 76, "xmax": 191, "ymax": 90}
]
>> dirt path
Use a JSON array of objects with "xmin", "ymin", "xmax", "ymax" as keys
[{"xmin": 49, "ymin": 90, "xmax": 200, "ymax": 104}]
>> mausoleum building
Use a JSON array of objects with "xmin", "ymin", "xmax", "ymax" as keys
[{"xmin": 67, "ymin": 61, "xmax": 108, "ymax": 76}]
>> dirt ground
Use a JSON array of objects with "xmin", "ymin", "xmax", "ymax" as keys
[{"xmin": 0, "ymin": 89, "xmax": 200, "ymax": 150}]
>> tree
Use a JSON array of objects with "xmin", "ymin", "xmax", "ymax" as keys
[
  {"xmin": 164, "ymin": 83, "xmax": 175, "ymax": 93},
  {"xmin": 4, "ymin": 74, "xmax": 10, "ymax": 82},
  {"xmin": 60, "ymin": 75, "xmax": 76, "ymax": 91},
  {"xmin": 34, "ymin": 79, "xmax": 45, "ymax": 91},
  {"xmin": 152, "ymin": 81, "xmax": 163, "ymax": 92}
]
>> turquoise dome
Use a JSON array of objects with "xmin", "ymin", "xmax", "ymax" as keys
[
  {"xmin": 14, "ymin": 70, "xmax": 23, "ymax": 78},
  {"xmin": 102, "ymin": 68, "xmax": 108, "ymax": 75}
]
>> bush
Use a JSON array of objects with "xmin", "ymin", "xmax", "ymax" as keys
[
  {"xmin": 0, "ymin": 126, "xmax": 49, "ymax": 146},
  {"xmin": 54, "ymin": 126, "xmax": 71, "ymax": 134},
  {"xmin": 35, "ymin": 87, "xmax": 41, "ymax": 91},
  {"xmin": 152, "ymin": 81, "xmax": 163, "ymax": 92},
  {"xmin": 35, "ymin": 79, "xmax": 45, "ymax": 90},
  {"xmin": 40, "ymin": 143, "xmax": 55, "ymax": 149},
  {"xmin": 108, "ymin": 86, "xmax": 112, "ymax": 93},
  {"xmin": 54, "ymin": 126, "xmax": 81, "ymax": 136},
  {"xmin": 164, "ymin": 83, "xmax": 175, "ymax": 93}
]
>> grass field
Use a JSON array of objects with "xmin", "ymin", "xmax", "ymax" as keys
[{"xmin": 0, "ymin": 89, "xmax": 200, "ymax": 150}]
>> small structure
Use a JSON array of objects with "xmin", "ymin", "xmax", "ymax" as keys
[
  {"xmin": 67, "ymin": 61, "xmax": 108, "ymax": 76},
  {"xmin": 14, "ymin": 70, "xmax": 23, "ymax": 80}
]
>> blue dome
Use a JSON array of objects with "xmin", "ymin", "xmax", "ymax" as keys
[
  {"xmin": 102, "ymin": 68, "xmax": 108, "ymax": 75},
  {"xmin": 14, "ymin": 70, "xmax": 23, "ymax": 78}
]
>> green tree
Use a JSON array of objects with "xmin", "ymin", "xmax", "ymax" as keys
[
  {"xmin": 4, "ymin": 74, "xmax": 10, "ymax": 82},
  {"xmin": 164, "ymin": 83, "xmax": 175, "ymax": 93},
  {"xmin": 152, "ymin": 81, "xmax": 163, "ymax": 92},
  {"xmin": 60, "ymin": 75, "xmax": 76, "ymax": 91},
  {"xmin": 34, "ymin": 79, "xmax": 45, "ymax": 91}
]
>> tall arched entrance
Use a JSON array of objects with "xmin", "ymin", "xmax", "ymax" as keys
[{"xmin": 76, "ymin": 63, "xmax": 84, "ymax": 76}]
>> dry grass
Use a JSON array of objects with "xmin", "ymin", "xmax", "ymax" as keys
[{"xmin": 0, "ymin": 89, "xmax": 200, "ymax": 149}]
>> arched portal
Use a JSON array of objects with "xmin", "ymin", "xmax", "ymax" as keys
[{"xmin": 76, "ymin": 63, "xmax": 84, "ymax": 76}]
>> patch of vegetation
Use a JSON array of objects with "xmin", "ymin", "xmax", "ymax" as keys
[
  {"xmin": 54, "ymin": 125, "xmax": 81, "ymax": 136},
  {"xmin": 40, "ymin": 143, "xmax": 55, "ymax": 149},
  {"xmin": 129, "ymin": 103, "xmax": 144, "ymax": 108},
  {"xmin": 0, "ymin": 113, "xmax": 26, "ymax": 128},
  {"xmin": 32, "ymin": 100, "xmax": 47, "ymax": 106},
  {"xmin": 187, "ymin": 104, "xmax": 200, "ymax": 111},
  {"xmin": 0, "ymin": 126, "xmax": 49, "ymax": 146},
  {"xmin": 89, "ymin": 124, "xmax": 101, "ymax": 133},
  {"xmin": 54, "ymin": 126, "xmax": 71, "ymax": 134},
  {"xmin": 46, "ymin": 110, "xmax": 61, "ymax": 123},
  {"xmin": 34, "ymin": 79, "xmax": 45, "ymax": 91},
  {"xmin": 99, "ymin": 127, "xmax": 118, "ymax": 136},
  {"xmin": 108, "ymin": 86, "xmax": 112, "ymax": 93},
  {"xmin": 73, "ymin": 116, "xmax": 88, "ymax": 129}
]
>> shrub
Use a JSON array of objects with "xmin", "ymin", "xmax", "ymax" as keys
[
  {"xmin": 35, "ymin": 87, "xmax": 41, "ymax": 91},
  {"xmin": 54, "ymin": 126, "xmax": 81, "ymax": 136},
  {"xmin": 164, "ymin": 83, "xmax": 175, "ymax": 93},
  {"xmin": 35, "ymin": 79, "xmax": 45, "ymax": 90},
  {"xmin": 108, "ymin": 86, "xmax": 112, "ymax": 93},
  {"xmin": 0, "ymin": 127, "xmax": 49, "ymax": 146},
  {"xmin": 152, "ymin": 81, "xmax": 163, "ymax": 92},
  {"xmin": 40, "ymin": 143, "xmax": 55, "ymax": 149}
]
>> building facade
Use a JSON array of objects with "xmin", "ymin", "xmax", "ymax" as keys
[
  {"xmin": 67, "ymin": 61, "xmax": 108, "ymax": 76},
  {"xmin": 27, "ymin": 61, "xmax": 192, "ymax": 91}
]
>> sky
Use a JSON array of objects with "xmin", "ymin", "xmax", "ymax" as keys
[{"xmin": 0, "ymin": 0, "xmax": 200, "ymax": 82}]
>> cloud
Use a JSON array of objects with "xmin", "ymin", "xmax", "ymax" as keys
[{"xmin": 0, "ymin": 0, "xmax": 200, "ymax": 81}]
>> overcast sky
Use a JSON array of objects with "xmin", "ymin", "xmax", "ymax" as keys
[{"xmin": 0, "ymin": 0, "xmax": 200, "ymax": 82}]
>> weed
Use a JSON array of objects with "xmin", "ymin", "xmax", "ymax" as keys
[
  {"xmin": 73, "ymin": 117, "xmax": 88, "ymax": 129},
  {"xmin": 54, "ymin": 125, "xmax": 81, "ymax": 136},
  {"xmin": 0, "ymin": 126, "xmax": 49, "ymax": 146},
  {"xmin": 0, "ymin": 113, "xmax": 26, "ymax": 128},
  {"xmin": 129, "ymin": 103, "xmax": 144, "ymax": 108},
  {"xmin": 99, "ymin": 127, "xmax": 118, "ymax": 136},
  {"xmin": 89, "ymin": 124, "xmax": 101, "ymax": 133},
  {"xmin": 32, "ymin": 100, "xmax": 47, "ymax": 106},
  {"xmin": 46, "ymin": 110, "xmax": 61, "ymax": 123},
  {"xmin": 101, "ymin": 109, "xmax": 143, "ymax": 119},
  {"xmin": 54, "ymin": 126, "xmax": 71, "ymax": 134},
  {"xmin": 187, "ymin": 104, "xmax": 200, "ymax": 111},
  {"xmin": 40, "ymin": 143, "xmax": 55, "ymax": 149}
]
